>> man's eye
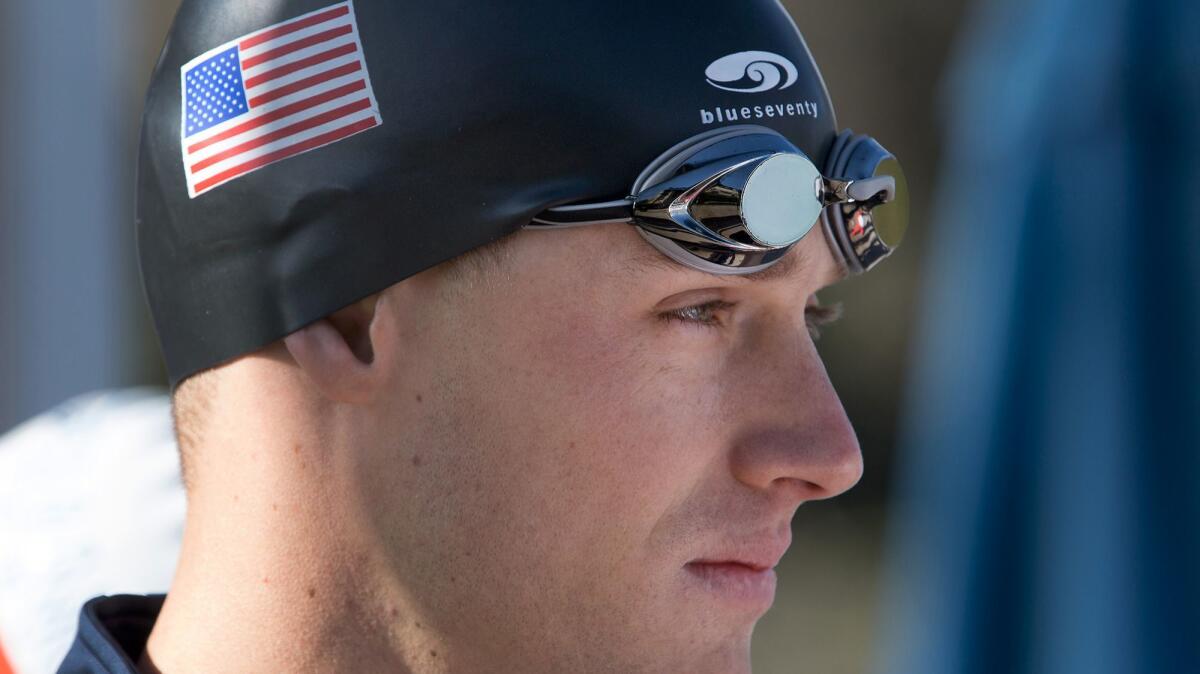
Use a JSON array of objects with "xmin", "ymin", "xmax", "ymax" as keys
[
  {"xmin": 659, "ymin": 299, "xmax": 844, "ymax": 338},
  {"xmin": 660, "ymin": 300, "xmax": 733, "ymax": 327},
  {"xmin": 805, "ymin": 301, "xmax": 843, "ymax": 340}
]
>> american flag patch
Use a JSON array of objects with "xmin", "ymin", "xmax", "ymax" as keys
[{"xmin": 179, "ymin": 0, "xmax": 381, "ymax": 198}]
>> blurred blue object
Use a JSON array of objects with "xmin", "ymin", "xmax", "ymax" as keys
[{"xmin": 876, "ymin": 0, "xmax": 1200, "ymax": 673}]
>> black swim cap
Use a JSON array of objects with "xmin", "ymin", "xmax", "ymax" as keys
[{"xmin": 137, "ymin": 0, "xmax": 838, "ymax": 388}]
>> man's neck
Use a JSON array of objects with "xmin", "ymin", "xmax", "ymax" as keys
[{"xmin": 138, "ymin": 483, "xmax": 438, "ymax": 673}]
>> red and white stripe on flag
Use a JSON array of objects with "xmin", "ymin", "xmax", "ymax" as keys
[{"xmin": 178, "ymin": 0, "xmax": 382, "ymax": 198}]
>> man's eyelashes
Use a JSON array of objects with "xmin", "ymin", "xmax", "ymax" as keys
[{"xmin": 658, "ymin": 299, "xmax": 843, "ymax": 339}]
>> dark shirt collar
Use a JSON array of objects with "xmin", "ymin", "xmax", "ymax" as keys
[{"xmin": 57, "ymin": 594, "xmax": 166, "ymax": 674}]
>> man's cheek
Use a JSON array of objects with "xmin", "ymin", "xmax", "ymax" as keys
[{"xmin": 516, "ymin": 307, "xmax": 646, "ymax": 399}]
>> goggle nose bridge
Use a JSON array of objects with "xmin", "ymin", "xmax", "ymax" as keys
[{"xmin": 822, "ymin": 174, "xmax": 896, "ymax": 206}]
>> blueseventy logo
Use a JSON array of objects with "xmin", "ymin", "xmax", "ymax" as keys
[
  {"xmin": 699, "ymin": 101, "xmax": 818, "ymax": 125},
  {"xmin": 705, "ymin": 51, "xmax": 798, "ymax": 93}
]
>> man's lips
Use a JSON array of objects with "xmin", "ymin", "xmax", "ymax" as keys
[
  {"xmin": 686, "ymin": 533, "xmax": 791, "ymax": 571},
  {"xmin": 686, "ymin": 559, "xmax": 771, "ymax": 572},
  {"xmin": 681, "ymin": 533, "xmax": 790, "ymax": 610},
  {"xmin": 682, "ymin": 560, "xmax": 779, "ymax": 610}
]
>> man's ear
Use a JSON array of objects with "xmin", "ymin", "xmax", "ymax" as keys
[{"xmin": 283, "ymin": 293, "xmax": 388, "ymax": 404}]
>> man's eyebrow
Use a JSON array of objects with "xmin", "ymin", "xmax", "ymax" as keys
[{"xmin": 621, "ymin": 243, "xmax": 814, "ymax": 284}]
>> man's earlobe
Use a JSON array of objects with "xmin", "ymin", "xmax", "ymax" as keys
[{"xmin": 283, "ymin": 294, "xmax": 386, "ymax": 404}]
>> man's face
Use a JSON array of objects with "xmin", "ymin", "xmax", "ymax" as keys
[{"xmin": 351, "ymin": 221, "xmax": 862, "ymax": 673}]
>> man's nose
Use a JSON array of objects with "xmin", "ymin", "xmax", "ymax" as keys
[{"xmin": 725, "ymin": 324, "xmax": 864, "ymax": 502}]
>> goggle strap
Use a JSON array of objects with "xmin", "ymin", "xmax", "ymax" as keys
[{"xmin": 529, "ymin": 198, "xmax": 634, "ymax": 228}]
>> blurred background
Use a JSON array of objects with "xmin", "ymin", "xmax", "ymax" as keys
[{"xmin": 1, "ymin": 1, "xmax": 1196, "ymax": 673}]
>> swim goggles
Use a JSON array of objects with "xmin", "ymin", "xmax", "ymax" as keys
[{"xmin": 525, "ymin": 124, "xmax": 908, "ymax": 276}]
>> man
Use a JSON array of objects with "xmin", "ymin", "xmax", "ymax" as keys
[{"xmin": 58, "ymin": 0, "xmax": 908, "ymax": 672}]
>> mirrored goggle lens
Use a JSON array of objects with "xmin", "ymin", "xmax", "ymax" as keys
[
  {"xmin": 739, "ymin": 153, "xmax": 823, "ymax": 248},
  {"xmin": 869, "ymin": 155, "xmax": 909, "ymax": 250}
]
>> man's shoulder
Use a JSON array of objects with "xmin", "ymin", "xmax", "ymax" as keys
[{"xmin": 56, "ymin": 594, "xmax": 166, "ymax": 674}]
